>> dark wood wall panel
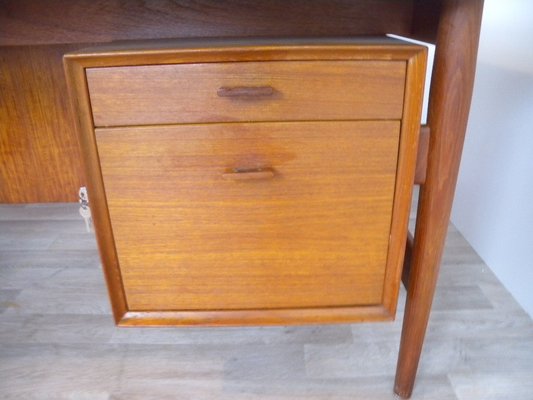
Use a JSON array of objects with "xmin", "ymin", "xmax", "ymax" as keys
[
  {"xmin": 411, "ymin": 0, "xmax": 441, "ymax": 43},
  {"xmin": 0, "ymin": 0, "xmax": 413, "ymax": 46},
  {"xmin": 0, "ymin": 45, "xmax": 84, "ymax": 203}
]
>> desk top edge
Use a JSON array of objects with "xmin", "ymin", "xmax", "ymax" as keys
[{"xmin": 64, "ymin": 36, "xmax": 425, "ymax": 60}]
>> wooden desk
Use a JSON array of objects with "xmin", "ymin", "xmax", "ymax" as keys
[{"xmin": 0, "ymin": 1, "xmax": 484, "ymax": 397}]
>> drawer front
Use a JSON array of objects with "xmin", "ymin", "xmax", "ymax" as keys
[
  {"xmin": 96, "ymin": 121, "xmax": 400, "ymax": 311},
  {"xmin": 87, "ymin": 61, "xmax": 406, "ymax": 127}
]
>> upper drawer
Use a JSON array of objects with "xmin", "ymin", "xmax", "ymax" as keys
[{"xmin": 86, "ymin": 60, "xmax": 406, "ymax": 127}]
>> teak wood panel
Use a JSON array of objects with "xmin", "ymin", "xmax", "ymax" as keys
[
  {"xmin": 0, "ymin": 0, "xmax": 414, "ymax": 46},
  {"xmin": 96, "ymin": 121, "xmax": 400, "ymax": 311},
  {"xmin": 0, "ymin": 44, "xmax": 84, "ymax": 203},
  {"xmin": 87, "ymin": 61, "xmax": 406, "ymax": 127}
]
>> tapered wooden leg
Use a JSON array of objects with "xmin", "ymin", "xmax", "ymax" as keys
[{"xmin": 394, "ymin": 0, "xmax": 484, "ymax": 398}]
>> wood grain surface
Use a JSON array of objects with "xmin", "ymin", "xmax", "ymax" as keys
[
  {"xmin": 87, "ymin": 60, "xmax": 405, "ymax": 127},
  {"xmin": 0, "ymin": 0, "xmax": 414, "ymax": 46},
  {"xmin": 414, "ymin": 126, "xmax": 430, "ymax": 185},
  {"xmin": 96, "ymin": 121, "xmax": 400, "ymax": 311},
  {"xmin": 0, "ymin": 44, "xmax": 84, "ymax": 203}
]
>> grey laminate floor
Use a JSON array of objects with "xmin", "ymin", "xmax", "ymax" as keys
[{"xmin": 1, "ymin": 203, "xmax": 532, "ymax": 399}]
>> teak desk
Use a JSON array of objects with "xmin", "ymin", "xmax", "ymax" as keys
[{"xmin": 2, "ymin": 1, "xmax": 484, "ymax": 398}]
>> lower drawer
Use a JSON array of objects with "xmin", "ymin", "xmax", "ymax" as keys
[{"xmin": 95, "ymin": 121, "xmax": 400, "ymax": 312}]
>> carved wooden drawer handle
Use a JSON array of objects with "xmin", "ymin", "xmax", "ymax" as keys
[
  {"xmin": 217, "ymin": 86, "xmax": 274, "ymax": 98},
  {"xmin": 222, "ymin": 168, "xmax": 275, "ymax": 181}
]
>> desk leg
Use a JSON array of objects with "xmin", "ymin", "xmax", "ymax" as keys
[{"xmin": 394, "ymin": 0, "xmax": 484, "ymax": 398}]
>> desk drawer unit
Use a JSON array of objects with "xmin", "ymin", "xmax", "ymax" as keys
[{"xmin": 64, "ymin": 38, "xmax": 426, "ymax": 326}]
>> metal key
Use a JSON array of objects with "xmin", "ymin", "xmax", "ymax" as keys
[{"xmin": 78, "ymin": 187, "xmax": 92, "ymax": 233}]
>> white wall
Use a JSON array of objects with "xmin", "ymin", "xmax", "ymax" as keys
[{"xmin": 451, "ymin": 0, "xmax": 533, "ymax": 317}]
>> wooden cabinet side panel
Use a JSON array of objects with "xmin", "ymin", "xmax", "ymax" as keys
[
  {"xmin": 63, "ymin": 56, "xmax": 129, "ymax": 322},
  {"xmin": 382, "ymin": 49, "xmax": 427, "ymax": 315}
]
